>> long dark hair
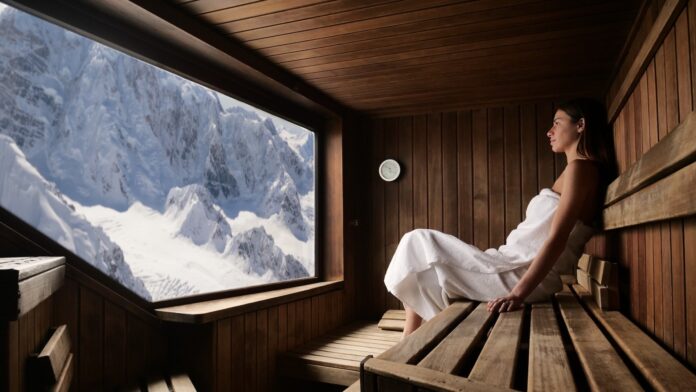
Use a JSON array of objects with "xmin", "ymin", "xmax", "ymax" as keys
[{"xmin": 555, "ymin": 98, "xmax": 618, "ymax": 190}]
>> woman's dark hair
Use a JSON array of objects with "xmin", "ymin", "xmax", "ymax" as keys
[{"xmin": 555, "ymin": 97, "xmax": 618, "ymax": 189}]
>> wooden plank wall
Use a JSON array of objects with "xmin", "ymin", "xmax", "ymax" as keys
[
  {"xmin": 587, "ymin": 0, "xmax": 696, "ymax": 369},
  {"xmin": 1, "ymin": 296, "xmax": 54, "ymax": 392},
  {"xmin": 0, "ymin": 275, "xmax": 167, "ymax": 392},
  {"xmin": 360, "ymin": 99, "xmax": 571, "ymax": 318},
  {"xmin": 169, "ymin": 289, "xmax": 347, "ymax": 392}
]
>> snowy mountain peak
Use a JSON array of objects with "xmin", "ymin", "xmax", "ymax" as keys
[
  {"xmin": 164, "ymin": 185, "xmax": 232, "ymax": 252},
  {"xmin": 0, "ymin": 134, "xmax": 150, "ymax": 299},
  {"xmin": 227, "ymin": 226, "xmax": 309, "ymax": 280}
]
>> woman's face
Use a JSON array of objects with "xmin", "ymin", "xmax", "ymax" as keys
[{"xmin": 547, "ymin": 109, "xmax": 584, "ymax": 153}]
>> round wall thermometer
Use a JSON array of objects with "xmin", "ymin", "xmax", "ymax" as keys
[{"xmin": 378, "ymin": 159, "xmax": 401, "ymax": 182}]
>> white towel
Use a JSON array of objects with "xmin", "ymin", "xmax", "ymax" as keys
[{"xmin": 383, "ymin": 188, "xmax": 597, "ymax": 321}]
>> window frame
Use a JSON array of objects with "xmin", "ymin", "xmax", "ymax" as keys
[{"xmin": 0, "ymin": 0, "xmax": 329, "ymax": 309}]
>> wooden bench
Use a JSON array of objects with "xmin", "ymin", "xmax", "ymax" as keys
[
  {"xmin": 350, "ymin": 284, "xmax": 696, "ymax": 391},
  {"xmin": 277, "ymin": 320, "xmax": 401, "ymax": 386},
  {"xmin": 121, "ymin": 373, "xmax": 197, "ymax": 392}
]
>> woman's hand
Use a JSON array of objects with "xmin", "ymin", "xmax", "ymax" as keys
[{"xmin": 487, "ymin": 293, "xmax": 524, "ymax": 313}]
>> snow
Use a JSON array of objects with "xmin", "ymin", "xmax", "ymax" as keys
[
  {"xmin": 74, "ymin": 200, "xmax": 263, "ymax": 301},
  {"xmin": 0, "ymin": 4, "xmax": 316, "ymax": 302}
]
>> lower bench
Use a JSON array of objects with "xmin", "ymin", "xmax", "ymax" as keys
[
  {"xmin": 278, "ymin": 321, "xmax": 402, "ymax": 386},
  {"xmin": 347, "ymin": 284, "xmax": 696, "ymax": 391},
  {"xmin": 122, "ymin": 373, "xmax": 197, "ymax": 392}
]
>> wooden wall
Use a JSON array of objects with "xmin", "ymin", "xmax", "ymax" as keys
[
  {"xmin": 588, "ymin": 0, "xmax": 696, "ymax": 368},
  {"xmin": 1, "ymin": 296, "xmax": 54, "ymax": 391},
  {"xmin": 359, "ymin": 99, "xmax": 575, "ymax": 318},
  {"xmin": 169, "ymin": 289, "xmax": 347, "ymax": 392},
  {"xmin": 0, "ymin": 267, "xmax": 168, "ymax": 392}
]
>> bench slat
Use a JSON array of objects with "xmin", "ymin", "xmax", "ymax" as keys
[
  {"xmin": 35, "ymin": 325, "xmax": 71, "ymax": 384},
  {"xmin": 281, "ymin": 357, "xmax": 359, "ymax": 386},
  {"xmin": 572, "ymin": 285, "xmax": 696, "ymax": 391},
  {"xmin": 468, "ymin": 310, "xmax": 523, "ymax": 388},
  {"xmin": 169, "ymin": 374, "xmax": 196, "ymax": 391},
  {"xmin": 603, "ymin": 158, "xmax": 696, "ymax": 229},
  {"xmin": 605, "ymin": 109, "xmax": 696, "ymax": 206},
  {"xmin": 363, "ymin": 358, "xmax": 514, "ymax": 392},
  {"xmin": 50, "ymin": 353, "xmax": 73, "ymax": 392},
  {"xmin": 290, "ymin": 347, "xmax": 369, "ymax": 362},
  {"xmin": 377, "ymin": 319, "xmax": 405, "ymax": 332},
  {"xmin": 378, "ymin": 301, "xmax": 474, "ymax": 364},
  {"xmin": 298, "ymin": 341, "xmax": 384, "ymax": 356},
  {"xmin": 380, "ymin": 310, "xmax": 406, "ymax": 320},
  {"xmin": 528, "ymin": 303, "xmax": 575, "ymax": 391},
  {"xmin": 417, "ymin": 303, "xmax": 495, "ymax": 373},
  {"xmin": 556, "ymin": 291, "xmax": 641, "ymax": 391},
  {"xmin": 146, "ymin": 378, "xmax": 169, "ymax": 392}
]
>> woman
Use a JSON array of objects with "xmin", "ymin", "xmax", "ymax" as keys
[{"xmin": 384, "ymin": 98, "xmax": 617, "ymax": 338}]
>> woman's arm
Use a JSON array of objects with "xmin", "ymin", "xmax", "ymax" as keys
[{"xmin": 488, "ymin": 160, "xmax": 598, "ymax": 312}]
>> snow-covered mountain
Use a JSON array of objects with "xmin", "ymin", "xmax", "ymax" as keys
[
  {"xmin": 0, "ymin": 6, "xmax": 315, "ymax": 300},
  {"xmin": 226, "ymin": 226, "xmax": 309, "ymax": 281},
  {"xmin": 164, "ymin": 185, "xmax": 233, "ymax": 253},
  {"xmin": 0, "ymin": 134, "xmax": 150, "ymax": 299}
]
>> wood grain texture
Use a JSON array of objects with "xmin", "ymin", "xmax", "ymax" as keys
[
  {"xmin": 362, "ymin": 100, "xmax": 564, "ymax": 318},
  {"xmin": 556, "ymin": 291, "xmax": 641, "ymax": 391},
  {"xmin": 528, "ymin": 303, "xmax": 575, "ymax": 392},
  {"xmin": 574, "ymin": 285, "xmax": 696, "ymax": 391},
  {"xmin": 468, "ymin": 310, "xmax": 523, "ymax": 388}
]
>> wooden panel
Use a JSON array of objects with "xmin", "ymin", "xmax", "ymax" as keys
[
  {"xmin": 363, "ymin": 99, "xmax": 565, "ymax": 318},
  {"xmin": 468, "ymin": 311, "xmax": 523, "ymax": 388},
  {"xmin": 472, "ymin": 109, "xmax": 489, "ymax": 250},
  {"xmin": 364, "ymin": 357, "xmax": 511, "ymax": 392},
  {"xmin": 504, "ymin": 105, "xmax": 522, "ymax": 235},
  {"xmin": 378, "ymin": 301, "xmax": 474, "ymax": 364},
  {"xmin": 457, "ymin": 110, "xmax": 473, "ymax": 243},
  {"xmin": 603, "ymin": 159, "xmax": 696, "ymax": 229},
  {"xmin": 556, "ymin": 291, "xmax": 641, "ymax": 391},
  {"xmin": 384, "ymin": 118, "xmax": 401, "ymax": 311},
  {"xmin": 607, "ymin": 0, "xmax": 688, "ymax": 121},
  {"xmin": 595, "ymin": 0, "xmax": 696, "ymax": 370},
  {"xmin": 528, "ymin": 303, "xmax": 575, "ymax": 392},
  {"xmin": 417, "ymin": 303, "xmax": 495, "ymax": 373},
  {"xmin": 574, "ymin": 285, "xmax": 696, "ymax": 391},
  {"xmin": 488, "ymin": 108, "xmax": 505, "ymax": 247},
  {"xmin": 79, "ymin": 288, "xmax": 103, "ymax": 391},
  {"xmin": 427, "ymin": 113, "xmax": 443, "ymax": 231},
  {"xmin": 442, "ymin": 112, "xmax": 458, "ymax": 237}
]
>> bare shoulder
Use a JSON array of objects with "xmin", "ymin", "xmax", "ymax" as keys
[{"xmin": 564, "ymin": 159, "xmax": 600, "ymax": 191}]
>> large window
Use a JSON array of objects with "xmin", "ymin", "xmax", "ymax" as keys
[{"xmin": 0, "ymin": 3, "xmax": 316, "ymax": 302}]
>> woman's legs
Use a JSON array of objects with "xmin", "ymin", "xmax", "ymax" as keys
[{"xmin": 402, "ymin": 304, "xmax": 423, "ymax": 339}]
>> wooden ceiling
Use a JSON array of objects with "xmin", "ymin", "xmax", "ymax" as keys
[{"xmin": 168, "ymin": 0, "xmax": 643, "ymax": 117}]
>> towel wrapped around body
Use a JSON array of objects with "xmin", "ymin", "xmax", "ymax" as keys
[{"xmin": 383, "ymin": 188, "xmax": 597, "ymax": 321}]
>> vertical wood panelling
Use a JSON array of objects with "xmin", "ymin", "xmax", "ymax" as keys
[
  {"xmin": 442, "ymin": 112, "xmax": 458, "ymax": 237},
  {"xmin": 457, "ymin": 111, "xmax": 473, "ymax": 243},
  {"xmin": 472, "ymin": 109, "xmax": 489, "ymax": 250},
  {"xmin": 103, "ymin": 301, "xmax": 126, "ymax": 388},
  {"xmin": 230, "ymin": 315, "xmax": 245, "ymax": 389},
  {"xmin": 488, "ymin": 108, "xmax": 505, "ymax": 247},
  {"xmin": 504, "ymin": 105, "xmax": 522, "ymax": 235},
  {"xmin": 427, "ymin": 113, "xmax": 443, "ymax": 232},
  {"xmin": 364, "ymin": 100, "xmax": 564, "ymax": 319},
  {"xmin": 217, "ymin": 318, "xmax": 232, "ymax": 391},
  {"xmin": 79, "ymin": 288, "xmax": 103, "ymax": 391},
  {"xmin": 244, "ymin": 312, "xmax": 256, "ymax": 392},
  {"xmin": 520, "ymin": 103, "xmax": 538, "ymax": 211},
  {"xmin": 536, "ymin": 102, "xmax": 555, "ymax": 190},
  {"xmin": 597, "ymin": 1, "xmax": 695, "ymax": 367},
  {"xmin": 384, "ymin": 118, "xmax": 400, "ymax": 310},
  {"xmin": 398, "ymin": 117, "xmax": 414, "ymax": 239}
]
